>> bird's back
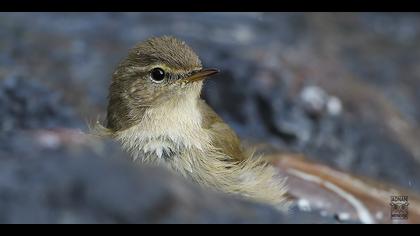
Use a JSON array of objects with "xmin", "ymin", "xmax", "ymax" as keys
[{"xmin": 199, "ymin": 99, "xmax": 248, "ymax": 161}]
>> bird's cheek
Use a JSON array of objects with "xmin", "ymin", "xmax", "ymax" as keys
[
  {"xmin": 128, "ymin": 86, "xmax": 142, "ymax": 100},
  {"xmin": 127, "ymin": 85, "xmax": 152, "ymax": 104}
]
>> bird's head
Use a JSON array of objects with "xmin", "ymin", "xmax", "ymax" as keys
[{"xmin": 106, "ymin": 36, "xmax": 219, "ymax": 131}]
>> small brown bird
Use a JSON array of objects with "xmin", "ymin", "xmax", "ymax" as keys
[{"xmin": 95, "ymin": 36, "xmax": 288, "ymax": 209}]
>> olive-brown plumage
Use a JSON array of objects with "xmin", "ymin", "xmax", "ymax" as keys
[{"xmin": 96, "ymin": 36, "xmax": 288, "ymax": 209}]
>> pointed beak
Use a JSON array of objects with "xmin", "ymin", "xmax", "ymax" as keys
[{"xmin": 181, "ymin": 68, "xmax": 220, "ymax": 83}]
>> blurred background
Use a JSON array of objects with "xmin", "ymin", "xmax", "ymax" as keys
[{"xmin": 0, "ymin": 12, "xmax": 420, "ymax": 223}]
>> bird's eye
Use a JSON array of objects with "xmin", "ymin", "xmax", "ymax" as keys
[{"xmin": 150, "ymin": 68, "xmax": 165, "ymax": 83}]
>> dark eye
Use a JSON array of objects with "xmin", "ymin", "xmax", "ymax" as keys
[{"xmin": 150, "ymin": 68, "xmax": 165, "ymax": 83}]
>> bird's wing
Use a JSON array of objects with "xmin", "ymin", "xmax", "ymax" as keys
[{"xmin": 198, "ymin": 99, "xmax": 246, "ymax": 161}]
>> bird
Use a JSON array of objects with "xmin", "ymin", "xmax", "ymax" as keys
[{"xmin": 94, "ymin": 36, "xmax": 288, "ymax": 209}]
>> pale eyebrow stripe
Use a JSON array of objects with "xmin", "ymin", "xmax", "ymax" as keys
[
  {"xmin": 126, "ymin": 65, "xmax": 202, "ymax": 74},
  {"xmin": 125, "ymin": 66, "xmax": 149, "ymax": 73}
]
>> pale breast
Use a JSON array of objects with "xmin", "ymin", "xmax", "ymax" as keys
[{"xmin": 115, "ymin": 95, "xmax": 212, "ymax": 161}]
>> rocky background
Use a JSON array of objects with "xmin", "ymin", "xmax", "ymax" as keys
[{"xmin": 0, "ymin": 12, "xmax": 420, "ymax": 223}]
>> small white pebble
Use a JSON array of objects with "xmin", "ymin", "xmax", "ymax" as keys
[
  {"xmin": 337, "ymin": 212, "xmax": 351, "ymax": 221},
  {"xmin": 297, "ymin": 199, "xmax": 312, "ymax": 212},
  {"xmin": 327, "ymin": 96, "xmax": 343, "ymax": 116},
  {"xmin": 300, "ymin": 86, "xmax": 327, "ymax": 112}
]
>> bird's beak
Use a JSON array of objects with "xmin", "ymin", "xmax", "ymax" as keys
[{"xmin": 182, "ymin": 68, "xmax": 220, "ymax": 83}]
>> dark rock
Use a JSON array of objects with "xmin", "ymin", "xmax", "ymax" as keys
[
  {"xmin": 0, "ymin": 75, "xmax": 83, "ymax": 132},
  {"xmin": 0, "ymin": 130, "xmax": 340, "ymax": 224}
]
